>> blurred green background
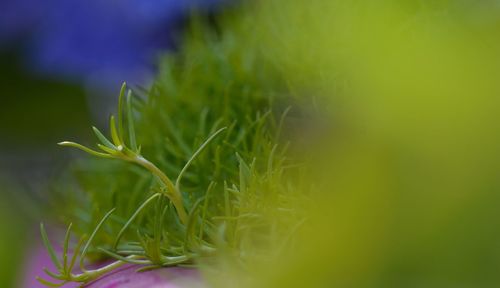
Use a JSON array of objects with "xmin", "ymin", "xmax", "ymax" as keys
[
  {"xmin": 0, "ymin": 47, "xmax": 90, "ymax": 287},
  {"xmin": 247, "ymin": 1, "xmax": 500, "ymax": 287}
]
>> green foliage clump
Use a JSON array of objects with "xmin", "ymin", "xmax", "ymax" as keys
[{"xmin": 38, "ymin": 13, "xmax": 304, "ymax": 286}]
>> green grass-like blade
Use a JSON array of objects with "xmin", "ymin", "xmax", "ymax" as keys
[
  {"xmin": 97, "ymin": 144, "xmax": 118, "ymax": 155},
  {"xmin": 126, "ymin": 91, "xmax": 138, "ymax": 152},
  {"xmin": 267, "ymin": 144, "xmax": 278, "ymax": 175},
  {"xmin": 42, "ymin": 268, "xmax": 65, "ymax": 280},
  {"xmin": 184, "ymin": 196, "xmax": 206, "ymax": 251},
  {"xmin": 113, "ymin": 193, "xmax": 161, "ymax": 249},
  {"xmin": 118, "ymin": 82, "xmax": 127, "ymax": 140},
  {"xmin": 92, "ymin": 126, "xmax": 116, "ymax": 149},
  {"xmin": 68, "ymin": 236, "xmax": 85, "ymax": 273},
  {"xmin": 36, "ymin": 277, "xmax": 67, "ymax": 287},
  {"xmin": 236, "ymin": 153, "xmax": 252, "ymax": 195},
  {"xmin": 40, "ymin": 223, "xmax": 62, "ymax": 271},
  {"xmin": 98, "ymin": 248, "xmax": 151, "ymax": 265},
  {"xmin": 276, "ymin": 106, "xmax": 292, "ymax": 141},
  {"xmin": 62, "ymin": 223, "xmax": 72, "ymax": 271},
  {"xmin": 58, "ymin": 142, "xmax": 113, "ymax": 159},
  {"xmin": 109, "ymin": 115, "xmax": 122, "ymax": 146},
  {"xmin": 80, "ymin": 208, "xmax": 116, "ymax": 271},
  {"xmin": 199, "ymin": 182, "xmax": 215, "ymax": 239},
  {"xmin": 175, "ymin": 127, "xmax": 227, "ymax": 191}
]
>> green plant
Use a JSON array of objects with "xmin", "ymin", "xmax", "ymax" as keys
[
  {"xmin": 37, "ymin": 13, "xmax": 305, "ymax": 287},
  {"xmin": 37, "ymin": 84, "xmax": 228, "ymax": 286},
  {"xmin": 59, "ymin": 83, "xmax": 228, "ymax": 226}
]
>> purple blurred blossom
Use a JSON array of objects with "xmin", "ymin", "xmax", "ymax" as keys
[
  {"xmin": 20, "ymin": 241, "xmax": 79, "ymax": 288},
  {"xmin": 0, "ymin": 0, "xmax": 227, "ymax": 86},
  {"xmin": 19, "ymin": 230, "xmax": 203, "ymax": 287}
]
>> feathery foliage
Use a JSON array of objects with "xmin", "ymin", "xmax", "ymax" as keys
[{"xmin": 39, "ymin": 11, "xmax": 306, "ymax": 286}]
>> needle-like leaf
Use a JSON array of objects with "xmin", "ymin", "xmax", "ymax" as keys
[
  {"xmin": 276, "ymin": 105, "xmax": 292, "ymax": 141},
  {"xmin": 118, "ymin": 82, "xmax": 127, "ymax": 140},
  {"xmin": 113, "ymin": 193, "xmax": 162, "ymax": 249},
  {"xmin": 80, "ymin": 208, "xmax": 116, "ymax": 271},
  {"xmin": 68, "ymin": 236, "xmax": 85, "ymax": 273},
  {"xmin": 126, "ymin": 91, "xmax": 138, "ymax": 152},
  {"xmin": 199, "ymin": 182, "xmax": 215, "ymax": 239},
  {"xmin": 62, "ymin": 223, "xmax": 73, "ymax": 271},
  {"xmin": 92, "ymin": 126, "xmax": 116, "ymax": 149},
  {"xmin": 109, "ymin": 115, "xmax": 122, "ymax": 146},
  {"xmin": 175, "ymin": 127, "xmax": 227, "ymax": 191},
  {"xmin": 97, "ymin": 144, "xmax": 118, "ymax": 155},
  {"xmin": 40, "ymin": 223, "xmax": 62, "ymax": 271},
  {"xmin": 98, "ymin": 248, "xmax": 151, "ymax": 265},
  {"xmin": 36, "ymin": 277, "xmax": 67, "ymax": 287},
  {"xmin": 58, "ymin": 142, "xmax": 113, "ymax": 159},
  {"xmin": 43, "ymin": 268, "xmax": 64, "ymax": 280},
  {"xmin": 184, "ymin": 196, "xmax": 206, "ymax": 250}
]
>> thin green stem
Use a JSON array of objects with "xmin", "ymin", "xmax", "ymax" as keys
[
  {"xmin": 70, "ymin": 255, "xmax": 147, "ymax": 283},
  {"xmin": 132, "ymin": 156, "xmax": 188, "ymax": 224}
]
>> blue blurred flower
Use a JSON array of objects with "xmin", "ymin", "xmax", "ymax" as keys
[{"xmin": 0, "ymin": 0, "xmax": 226, "ymax": 87}]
